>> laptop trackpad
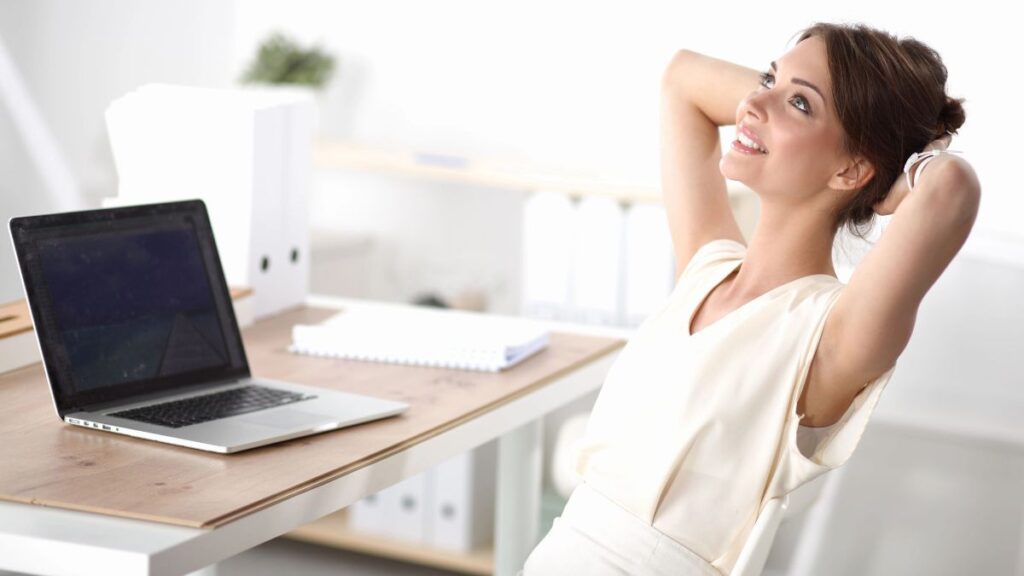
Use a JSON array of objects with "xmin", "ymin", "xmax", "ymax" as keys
[{"xmin": 244, "ymin": 409, "xmax": 336, "ymax": 430}]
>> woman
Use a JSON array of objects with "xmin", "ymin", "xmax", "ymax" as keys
[{"xmin": 520, "ymin": 22, "xmax": 980, "ymax": 576}]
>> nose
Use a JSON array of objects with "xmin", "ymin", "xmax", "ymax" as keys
[{"xmin": 740, "ymin": 90, "xmax": 767, "ymax": 124}]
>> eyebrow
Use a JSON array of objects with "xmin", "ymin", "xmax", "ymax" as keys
[{"xmin": 770, "ymin": 61, "xmax": 825, "ymax": 105}]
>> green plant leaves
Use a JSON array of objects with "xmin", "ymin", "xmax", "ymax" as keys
[{"xmin": 240, "ymin": 32, "xmax": 336, "ymax": 89}]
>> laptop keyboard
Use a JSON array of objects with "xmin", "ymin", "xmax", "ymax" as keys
[{"xmin": 110, "ymin": 385, "xmax": 317, "ymax": 428}]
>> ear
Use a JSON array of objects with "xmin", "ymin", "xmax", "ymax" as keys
[{"xmin": 829, "ymin": 156, "xmax": 875, "ymax": 192}]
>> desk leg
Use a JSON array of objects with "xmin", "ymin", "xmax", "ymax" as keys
[{"xmin": 494, "ymin": 418, "xmax": 543, "ymax": 576}]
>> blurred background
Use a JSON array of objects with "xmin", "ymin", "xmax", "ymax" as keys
[{"xmin": 0, "ymin": 1, "xmax": 1020, "ymax": 575}]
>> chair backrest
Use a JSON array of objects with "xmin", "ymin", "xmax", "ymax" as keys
[{"xmin": 731, "ymin": 495, "xmax": 790, "ymax": 576}]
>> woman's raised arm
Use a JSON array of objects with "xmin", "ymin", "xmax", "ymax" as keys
[
  {"xmin": 660, "ymin": 50, "xmax": 761, "ymax": 278},
  {"xmin": 822, "ymin": 152, "xmax": 980, "ymax": 400}
]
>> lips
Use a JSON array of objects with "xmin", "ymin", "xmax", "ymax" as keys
[{"xmin": 738, "ymin": 123, "xmax": 768, "ymax": 153}]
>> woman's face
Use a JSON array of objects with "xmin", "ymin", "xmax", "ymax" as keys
[{"xmin": 720, "ymin": 36, "xmax": 853, "ymax": 204}]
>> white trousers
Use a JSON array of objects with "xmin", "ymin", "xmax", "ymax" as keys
[{"xmin": 519, "ymin": 482, "xmax": 723, "ymax": 576}]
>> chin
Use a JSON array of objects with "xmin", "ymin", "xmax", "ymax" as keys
[{"xmin": 719, "ymin": 153, "xmax": 749, "ymax": 184}]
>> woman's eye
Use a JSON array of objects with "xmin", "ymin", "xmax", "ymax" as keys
[{"xmin": 757, "ymin": 71, "xmax": 811, "ymax": 115}]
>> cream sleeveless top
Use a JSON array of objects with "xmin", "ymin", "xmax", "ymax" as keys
[{"xmin": 573, "ymin": 238, "xmax": 897, "ymax": 575}]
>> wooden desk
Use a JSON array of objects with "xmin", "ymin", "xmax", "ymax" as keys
[{"xmin": 0, "ymin": 296, "xmax": 626, "ymax": 576}]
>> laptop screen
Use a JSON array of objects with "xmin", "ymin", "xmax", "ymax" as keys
[{"xmin": 10, "ymin": 200, "xmax": 249, "ymax": 415}]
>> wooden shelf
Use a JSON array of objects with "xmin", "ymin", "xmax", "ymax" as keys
[
  {"xmin": 314, "ymin": 139, "xmax": 753, "ymax": 204},
  {"xmin": 285, "ymin": 507, "xmax": 494, "ymax": 575}
]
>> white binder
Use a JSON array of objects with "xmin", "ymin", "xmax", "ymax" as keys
[
  {"xmin": 568, "ymin": 196, "xmax": 624, "ymax": 325},
  {"xmin": 428, "ymin": 440, "xmax": 497, "ymax": 552},
  {"xmin": 380, "ymin": 470, "xmax": 433, "ymax": 543},
  {"xmin": 623, "ymin": 203, "xmax": 674, "ymax": 326},
  {"xmin": 248, "ymin": 99, "xmax": 288, "ymax": 318},
  {"xmin": 347, "ymin": 492, "xmax": 388, "ymax": 535},
  {"xmin": 521, "ymin": 191, "xmax": 574, "ymax": 320},
  {"xmin": 277, "ymin": 93, "xmax": 314, "ymax": 316}
]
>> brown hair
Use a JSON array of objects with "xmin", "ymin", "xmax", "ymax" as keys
[{"xmin": 792, "ymin": 22, "xmax": 967, "ymax": 240}]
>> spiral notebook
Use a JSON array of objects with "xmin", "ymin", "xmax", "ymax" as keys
[{"xmin": 289, "ymin": 307, "xmax": 551, "ymax": 372}]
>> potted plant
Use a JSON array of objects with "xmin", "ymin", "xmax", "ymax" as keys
[{"xmin": 240, "ymin": 31, "xmax": 336, "ymax": 90}]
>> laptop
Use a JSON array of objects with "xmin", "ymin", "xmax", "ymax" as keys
[{"xmin": 9, "ymin": 199, "xmax": 409, "ymax": 453}]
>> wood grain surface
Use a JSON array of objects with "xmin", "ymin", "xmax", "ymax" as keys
[
  {"xmin": 0, "ymin": 300, "xmax": 31, "ymax": 339},
  {"xmin": 0, "ymin": 305, "xmax": 624, "ymax": 528}
]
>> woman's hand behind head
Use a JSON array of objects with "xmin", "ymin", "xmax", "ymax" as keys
[{"xmin": 873, "ymin": 132, "xmax": 954, "ymax": 216}]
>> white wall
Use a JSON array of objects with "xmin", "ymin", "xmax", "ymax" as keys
[
  {"xmin": 230, "ymin": 0, "xmax": 1017, "ymax": 221},
  {"xmin": 0, "ymin": 0, "xmax": 235, "ymax": 302}
]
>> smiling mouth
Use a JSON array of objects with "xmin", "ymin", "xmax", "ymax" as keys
[
  {"xmin": 732, "ymin": 138, "xmax": 768, "ymax": 155},
  {"xmin": 736, "ymin": 132, "xmax": 767, "ymax": 154}
]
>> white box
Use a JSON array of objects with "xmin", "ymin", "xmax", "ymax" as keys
[{"xmin": 428, "ymin": 440, "xmax": 497, "ymax": 552}]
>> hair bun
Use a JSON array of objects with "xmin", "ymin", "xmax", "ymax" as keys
[{"xmin": 938, "ymin": 95, "xmax": 966, "ymax": 136}]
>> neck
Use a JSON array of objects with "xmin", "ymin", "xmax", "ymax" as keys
[{"xmin": 730, "ymin": 201, "xmax": 838, "ymax": 297}]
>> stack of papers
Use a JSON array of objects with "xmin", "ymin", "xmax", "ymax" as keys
[{"xmin": 289, "ymin": 308, "xmax": 550, "ymax": 372}]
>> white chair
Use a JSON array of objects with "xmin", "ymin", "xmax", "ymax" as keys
[{"xmin": 551, "ymin": 414, "xmax": 792, "ymax": 576}]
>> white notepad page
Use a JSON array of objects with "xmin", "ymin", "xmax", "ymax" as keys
[{"xmin": 289, "ymin": 307, "xmax": 550, "ymax": 372}]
